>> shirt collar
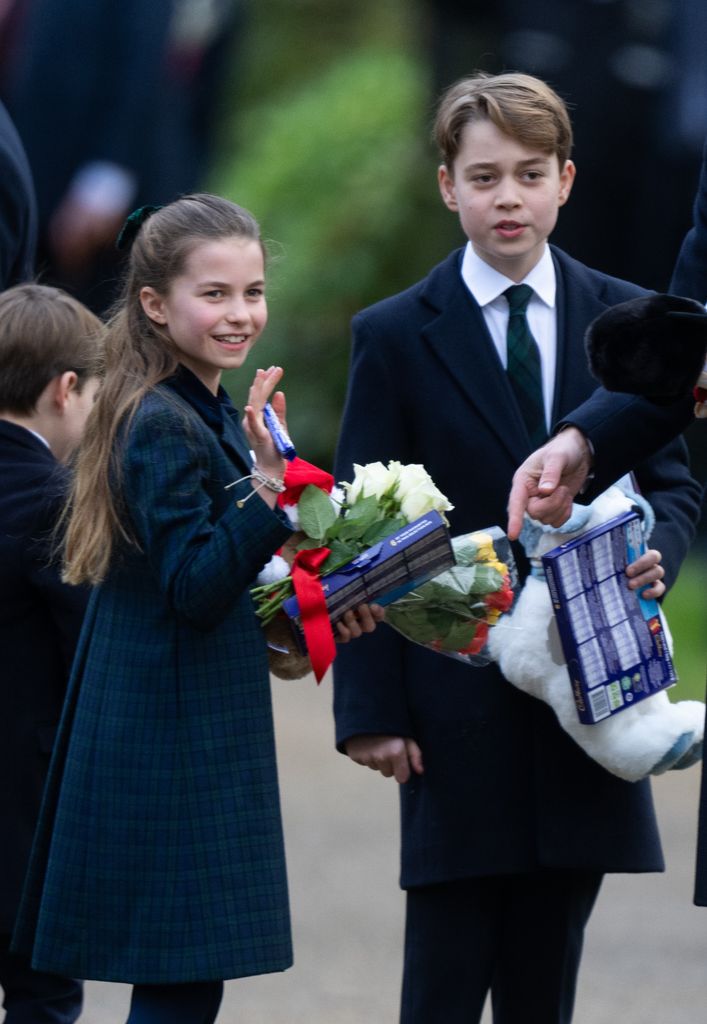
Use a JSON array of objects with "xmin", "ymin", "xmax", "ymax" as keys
[
  {"xmin": 163, "ymin": 364, "xmax": 237, "ymax": 435},
  {"xmin": 460, "ymin": 242, "xmax": 556, "ymax": 309}
]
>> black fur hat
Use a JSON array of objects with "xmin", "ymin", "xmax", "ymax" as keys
[{"xmin": 585, "ymin": 294, "xmax": 707, "ymax": 403}]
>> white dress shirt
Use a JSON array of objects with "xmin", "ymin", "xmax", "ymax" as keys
[{"xmin": 460, "ymin": 242, "xmax": 557, "ymax": 430}]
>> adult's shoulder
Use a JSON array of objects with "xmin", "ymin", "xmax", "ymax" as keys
[{"xmin": 0, "ymin": 100, "xmax": 37, "ymax": 287}]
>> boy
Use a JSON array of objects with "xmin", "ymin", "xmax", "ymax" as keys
[
  {"xmin": 333, "ymin": 73, "xmax": 702, "ymax": 1024},
  {"xmin": 0, "ymin": 283, "xmax": 102, "ymax": 1022}
]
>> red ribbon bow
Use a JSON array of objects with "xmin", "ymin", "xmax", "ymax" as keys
[
  {"xmin": 279, "ymin": 457, "xmax": 335, "ymax": 506},
  {"xmin": 291, "ymin": 547, "xmax": 335, "ymax": 683}
]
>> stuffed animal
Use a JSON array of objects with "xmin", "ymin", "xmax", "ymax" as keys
[
  {"xmin": 585, "ymin": 292, "xmax": 707, "ymax": 409},
  {"xmin": 487, "ymin": 484, "xmax": 704, "ymax": 782}
]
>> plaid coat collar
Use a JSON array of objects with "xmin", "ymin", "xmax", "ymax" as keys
[{"xmin": 164, "ymin": 365, "xmax": 251, "ymax": 470}]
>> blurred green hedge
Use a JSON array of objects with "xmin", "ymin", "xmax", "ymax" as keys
[
  {"xmin": 664, "ymin": 552, "xmax": 707, "ymax": 703},
  {"xmin": 210, "ymin": 2, "xmax": 452, "ymax": 468}
]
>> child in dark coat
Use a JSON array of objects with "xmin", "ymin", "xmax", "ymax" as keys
[
  {"xmin": 13, "ymin": 194, "xmax": 379, "ymax": 1024},
  {"xmin": 0, "ymin": 283, "xmax": 103, "ymax": 1023}
]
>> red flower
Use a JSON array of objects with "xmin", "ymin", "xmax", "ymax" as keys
[
  {"xmin": 484, "ymin": 576, "xmax": 514, "ymax": 612},
  {"xmin": 460, "ymin": 621, "xmax": 489, "ymax": 656},
  {"xmin": 278, "ymin": 457, "xmax": 334, "ymax": 507}
]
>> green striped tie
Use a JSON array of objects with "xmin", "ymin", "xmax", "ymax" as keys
[{"xmin": 504, "ymin": 284, "xmax": 547, "ymax": 448}]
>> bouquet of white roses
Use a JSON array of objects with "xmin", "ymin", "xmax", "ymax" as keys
[{"xmin": 252, "ymin": 458, "xmax": 454, "ymax": 680}]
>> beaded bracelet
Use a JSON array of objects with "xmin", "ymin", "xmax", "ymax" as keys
[{"xmin": 225, "ymin": 466, "xmax": 286, "ymax": 508}]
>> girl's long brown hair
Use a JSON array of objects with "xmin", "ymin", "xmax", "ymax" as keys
[{"xmin": 63, "ymin": 193, "xmax": 263, "ymax": 585}]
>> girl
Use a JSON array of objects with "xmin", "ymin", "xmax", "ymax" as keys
[{"xmin": 12, "ymin": 194, "xmax": 378, "ymax": 1023}]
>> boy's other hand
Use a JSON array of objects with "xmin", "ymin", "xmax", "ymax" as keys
[
  {"xmin": 336, "ymin": 603, "xmax": 385, "ymax": 643},
  {"xmin": 344, "ymin": 734, "xmax": 424, "ymax": 783},
  {"xmin": 625, "ymin": 548, "xmax": 665, "ymax": 601}
]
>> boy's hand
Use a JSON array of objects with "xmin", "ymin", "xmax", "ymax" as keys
[
  {"xmin": 335, "ymin": 603, "xmax": 385, "ymax": 643},
  {"xmin": 625, "ymin": 548, "xmax": 665, "ymax": 600},
  {"xmin": 344, "ymin": 734, "xmax": 424, "ymax": 783}
]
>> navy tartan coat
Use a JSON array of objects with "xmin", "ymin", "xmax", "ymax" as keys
[
  {"xmin": 333, "ymin": 245, "xmax": 702, "ymax": 889},
  {"xmin": 13, "ymin": 370, "xmax": 294, "ymax": 983}
]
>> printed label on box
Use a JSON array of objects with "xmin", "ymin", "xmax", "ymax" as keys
[
  {"xmin": 283, "ymin": 510, "xmax": 454, "ymax": 653},
  {"xmin": 542, "ymin": 510, "xmax": 676, "ymax": 724}
]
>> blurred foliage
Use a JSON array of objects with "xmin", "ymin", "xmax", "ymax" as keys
[
  {"xmin": 210, "ymin": 0, "xmax": 457, "ymax": 468},
  {"xmin": 664, "ymin": 551, "xmax": 707, "ymax": 703}
]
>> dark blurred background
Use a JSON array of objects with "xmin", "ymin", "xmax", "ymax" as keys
[{"xmin": 1, "ymin": 0, "xmax": 705, "ymax": 685}]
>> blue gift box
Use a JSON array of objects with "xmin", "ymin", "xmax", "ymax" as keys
[
  {"xmin": 542, "ymin": 510, "xmax": 676, "ymax": 725},
  {"xmin": 283, "ymin": 510, "xmax": 454, "ymax": 652}
]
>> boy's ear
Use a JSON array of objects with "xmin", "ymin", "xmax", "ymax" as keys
[
  {"xmin": 438, "ymin": 164, "xmax": 458, "ymax": 212},
  {"xmin": 558, "ymin": 160, "xmax": 576, "ymax": 206},
  {"xmin": 53, "ymin": 371, "xmax": 79, "ymax": 411},
  {"xmin": 140, "ymin": 286, "xmax": 167, "ymax": 325}
]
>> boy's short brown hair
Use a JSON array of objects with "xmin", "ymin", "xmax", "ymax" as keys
[
  {"xmin": 434, "ymin": 71, "xmax": 573, "ymax": 170},
  {"xmin": 0, "ymin": 283, "xmax": 104, "ymax": 414}
]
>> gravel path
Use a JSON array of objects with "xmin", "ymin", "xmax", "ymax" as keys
[{"xmin": 24, "ymin": 673, "xmax": 707, "ymax": 1023}]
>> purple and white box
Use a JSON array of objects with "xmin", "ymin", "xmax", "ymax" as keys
[
  {"xmin": 283, "ymin": 510, "xmax": 454, "ymax": 651},
  {"xmin": 542, "ymin": 510, "xmax": 676, "ymax": 725}
]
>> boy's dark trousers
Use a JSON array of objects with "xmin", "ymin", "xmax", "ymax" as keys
[
  {"xmin": 0, "ymin": 936, "xmax": 82, "ymax": 1023},
  {"xmin": 400, "ymin": 871, "xmax": 602, "ymax": 1024}
]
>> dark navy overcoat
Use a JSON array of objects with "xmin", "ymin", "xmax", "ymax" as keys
[
  {"xmin": 333, "ymin": 245, "xmax": 702, "ymax": 890},
  {"xmin": 14, "ymin": 370, "xmax": 294, "ymax": 983},
  {"xmin": 0, "ymin": 422, "xmax": 87, "ymax": 932}
]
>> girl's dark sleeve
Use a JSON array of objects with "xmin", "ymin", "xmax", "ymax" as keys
[{"xmin": 122, "ymin": 403, "xmax": 291, "ymax": 629}]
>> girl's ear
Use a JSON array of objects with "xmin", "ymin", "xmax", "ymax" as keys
[{"xmin": 140, "ymin": 286, "xmax": 167, "ymax": 325}]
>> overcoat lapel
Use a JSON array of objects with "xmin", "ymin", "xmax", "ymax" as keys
[
  {"xmin": 221, "ymin": 406, "xmax": 253, "ymax": 473},
  {"xmin": 419, "ymin": 251, "xmax": 535, "ymax": 466},
  {"xmin": 550, "ymin": 247, "xmax": 616, "ymax": 424}
]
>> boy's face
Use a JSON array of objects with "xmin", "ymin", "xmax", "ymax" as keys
[{"xmin": 438, "ymin": 118, "xmax": 575, "ymax": 281}]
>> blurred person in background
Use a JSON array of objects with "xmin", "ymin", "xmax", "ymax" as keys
[
  {"xmin": 423, "ymin": 0, "xmax": 707, "ymax": 293},
  {"xmin": 0, "ymin": 96, "xmax": 36, "ymax": 288},
  {"xmin": 0, "ymin": 0, "xmax": 243, "ymax": 312}
]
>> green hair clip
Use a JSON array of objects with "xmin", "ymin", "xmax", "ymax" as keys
[{"xmin": 115, "ymin": 204, "xmax": 163, "ymax": 251}]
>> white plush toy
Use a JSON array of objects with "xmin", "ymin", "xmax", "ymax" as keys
[{"xmin": 487, "ymin": 485, "xmax": 704, "ymax": 782}]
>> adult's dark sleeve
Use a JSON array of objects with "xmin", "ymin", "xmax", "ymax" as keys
[
  {"xmin": 671, "ymin": 136, "xmax": 707, "ymax": 303},
  {"xmin": 559, "ymin": 388, "xmax": 696, "ymax": 497}
]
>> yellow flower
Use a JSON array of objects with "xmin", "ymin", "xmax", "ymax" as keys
[{"xmin": 469, "ymin": 531, "xmax": 496, "ymax": 562}]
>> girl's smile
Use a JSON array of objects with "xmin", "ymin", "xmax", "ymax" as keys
[{"xmin": 140, "ymin": 236, "xmax": 267, "ymax": 393}]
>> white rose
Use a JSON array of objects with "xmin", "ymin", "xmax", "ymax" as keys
[
  {"xmin": 394, "ymin": 463, "xmax": 454, "ymax": 521},
  {"xmin": 345, "ymin": 461, "xmax": 397, "ymax": 504},
  {"xmin": 255, "ymin": 554, "xmax": 290, "ymax": 587},
  {"xmin": 330, "ymin": 484, "xmax": 346, "ymax": 509}
]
